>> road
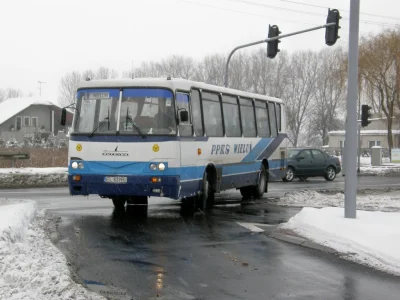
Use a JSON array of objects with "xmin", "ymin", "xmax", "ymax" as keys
[{"xmin": 2, "ymin": 177, "xmax": 400, "ymax": 300}]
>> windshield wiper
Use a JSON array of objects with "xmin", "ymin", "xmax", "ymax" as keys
[
  {"xmin": 89, "ymin": 117, "xmax": 109, "ymax": 137},
  {"xmin": 125, "ymin": 109, "xmax": 145, "ymax": 139},
  {"xmin": 125, "ymin": 115, "xmax": 145, "ymax": 139}
]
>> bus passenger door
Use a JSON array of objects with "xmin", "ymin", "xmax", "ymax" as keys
[{"xmin": 177, "ymin": 92, "xmax": 194, "ymax": 168}]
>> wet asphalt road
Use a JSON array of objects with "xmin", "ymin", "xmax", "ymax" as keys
[{"xmin": 2, "ymin": 176, "xmax": 400, "ymax": 300}]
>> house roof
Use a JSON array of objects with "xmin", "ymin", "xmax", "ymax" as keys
[
  {"xmin": 0, "ymin": 97, "xmax": 60, "ymax": 125},
  {"xmin": 329, "ymin": 130, "xmax": 400, "ymax": 136}
]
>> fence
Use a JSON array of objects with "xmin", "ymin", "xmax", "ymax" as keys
[{"xmin": 0, "ymin": 147, "xmax": 68, "ymax": 168}]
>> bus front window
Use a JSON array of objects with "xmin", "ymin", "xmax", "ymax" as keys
[
  {"xmin": 74, "ymin": 89, "xmax": 119, "ymax": 134},
  {"xmin": 120, "ymin": 89, "xmax": 176, "ymax": 135}
]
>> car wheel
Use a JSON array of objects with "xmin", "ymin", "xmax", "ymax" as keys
[
  {"xmin": 283, "ymin": 167, "xmax": 294, "ymax": 182},
  {"xmin": 324, "ymin": 166, "xmax": 336, "ymax": 181}
]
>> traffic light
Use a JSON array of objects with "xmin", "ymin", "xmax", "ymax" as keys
[
  {"xmin": 361, "ymin": 104, "xmax": 372, "ymax": 127},
  {"xmin": 325, "ymin": 8, "xmax": 341, "ymax": 46},
  {"xmin": 267, "ymin": 25, "xmax": 281, "ymax": 59}
]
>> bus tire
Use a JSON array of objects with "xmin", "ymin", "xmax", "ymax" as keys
[
  {"xmin": 251, "ymin": 164, "xmax": 267, "ymax": 199},
  {"xmin": 112, "ymin": 197, "xmax": 126, "ymax": 210},
  {"xmin": 196, "ymin": 172, "xmax": 215, "ymax": 211}
]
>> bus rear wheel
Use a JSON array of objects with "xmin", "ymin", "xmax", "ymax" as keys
[{"xmin": 196, "ymin": 172, "xmax": 215, "ymax": 211}]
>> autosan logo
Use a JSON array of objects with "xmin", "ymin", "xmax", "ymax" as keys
[{"xmin": 102, "ymin": 146, "xmax": 129, "ymax": 157}]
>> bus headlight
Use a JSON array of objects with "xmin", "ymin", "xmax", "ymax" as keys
[
  {"xmin": 71, "ymin": 162, "xmax": 78, "ymax": 169},
  {"xmin": 78, "ymin": 162, "xmax": 84, "ymax": 169},
  {"xmin": 158, "ymin": 163, "xmax": 166, "ymax": 171},
  {"xmin": 150, "ymin": 163, "xmax": 157, "ymax": 171}
]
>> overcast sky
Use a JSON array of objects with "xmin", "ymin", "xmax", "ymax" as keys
[{"xmin": 0, "ymin": 0, "xmax": 398, "ymax": 104}]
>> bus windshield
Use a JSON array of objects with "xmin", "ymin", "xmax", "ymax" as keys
[
  {"xmin": 120, "ymin": 88, "xmax": 176, "ymax": 135},
  {"xmin": 73, "ymin": 88, "xmax": 176, "ymax": 135}
]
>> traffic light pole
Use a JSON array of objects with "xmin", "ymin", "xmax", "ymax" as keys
[
  {"xmin": 344, "ymin": 0, "xmax": 360, "ymax": 219},
  {"xmin": 224, "ymin": 22, "xmax": 337, "ymax": 87}
]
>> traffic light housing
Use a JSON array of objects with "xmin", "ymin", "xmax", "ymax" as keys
[
  {"xmin": 325, "ymin": 8, "xmax": 341, "ymax": 46},
  {"xmin": 267, "ymin": 25, "xmax": 281, "ymax": 59},
  {"xmin": 361, "ymin": 104, "xmax": 372, "ymax": 127}
]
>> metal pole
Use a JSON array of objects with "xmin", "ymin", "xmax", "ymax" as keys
[
  {"xmin": 344, "ymin": 0, "xmax": 360, "ymax": 219},
  {"xmin": 224, "ymin": 22, "xmax": 337, "ymax": 87}
]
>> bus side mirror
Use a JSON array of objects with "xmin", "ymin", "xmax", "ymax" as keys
[
  {"xmin": 60, "ymin": 108, "xmax": 67, "ymax": 126},
  {"xmin": 179, "ymin": 110, "xmax": 189, "ymax": 122}
]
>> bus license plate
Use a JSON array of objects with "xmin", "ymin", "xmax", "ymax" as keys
[{"xmin": 104, "ymin": 176, "xmax": 127, "ymax": 184}]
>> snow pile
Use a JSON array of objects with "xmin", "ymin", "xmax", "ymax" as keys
[
  {"xmin": 281, "ymin": 207, "xmax": 400, "ymax": 275},
  {"xmin": 0, "ymin": 168, "xmax": 68, "ymax": 188},
  {"xmin": 0, "ymin": 200, "xmax": 104, "ymax": 300},
  {"xmin": 273, "ymin": 190, "xmax": 400, "ymax": 212}
]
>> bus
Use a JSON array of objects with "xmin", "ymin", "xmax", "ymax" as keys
[{"xmin": 61, "ymin": 78, "xmax": 287, "ymax": 212}]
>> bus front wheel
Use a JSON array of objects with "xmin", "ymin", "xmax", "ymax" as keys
[{"xmin": 112, "ymin": 197, "xmax": 126, "ymax": 210}]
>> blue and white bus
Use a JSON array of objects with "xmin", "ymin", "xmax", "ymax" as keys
[{"xmin": 62, "ymin": 78, "xmax": 287, "ymax": 211}]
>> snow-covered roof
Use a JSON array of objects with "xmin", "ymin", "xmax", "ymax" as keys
[
  {"xmin": 77, "ymin": 77, "xmax": 284, "ymax": 104},
  {"xmin": 329, "ymin": 130, "xmax": 400, "ymax": 136},
  {"xmin": 0, "ymin": 97, "xmax": 59, "ymax": 125}
]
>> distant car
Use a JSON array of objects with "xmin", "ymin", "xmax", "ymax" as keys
[{"xmin": 283, "ymin": 148, "xmax": 342, "ymax": 182}]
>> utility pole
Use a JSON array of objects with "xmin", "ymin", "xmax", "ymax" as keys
[
  {"xmin": 38, "ymin": 81, "xmax": 46, "ymax": 96},
  {"xmin": 344, "ymin": 0, "xmax": 360, "ymax": 219}
]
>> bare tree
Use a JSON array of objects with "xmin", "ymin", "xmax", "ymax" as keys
[
  {"xmin": 308, "ymin": 47, "xmax": 347, "ymax": 145},
  {"xmin": 96, "ymin": 67, "xmax": 118, "ymax": 79},
  {"xmin": 194, "ymin": 54, "xmax": 226, "ymax": 86},
  {"xmin": 284, "ymin": 51, "xmax": 320, "ymax": 147},
  {"xmin": 59, "ymin": 71, "xmax": 82, "ymax": 106},
  {"xmin": 359, "ymin": 29, "xmax": 400, "ymax": 154},
  {"xmin": 5, "ymin": 88, "xmax": 23, "ymax": 99}
]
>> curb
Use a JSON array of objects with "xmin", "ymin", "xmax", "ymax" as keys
[{"xmin": 267, "ymin": 229, "xmax": 337, "ymax": 254}]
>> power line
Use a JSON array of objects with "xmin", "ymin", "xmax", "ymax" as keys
[
  {"xmin": 280, "ymin": 0, "xmax": 400, "ymax": 21},
  {"xmin": 179, "ymin": 0, "xmax": 321, "ymax": 26},
  {"xmin": 226, "ymin": 0, "xmax": 399, "ymax": 27}
]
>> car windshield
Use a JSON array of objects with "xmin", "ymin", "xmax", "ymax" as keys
[
  {"xmin": 120, "ymin": 88, "xmax": 176, "ymax": 135},
  {"xmin": 73, "ymin": 88, "xmax": 176, "ymax": 136},
  {"xmin": 288, "ymin": 149, "xmax": 301, "ymax": 158}
]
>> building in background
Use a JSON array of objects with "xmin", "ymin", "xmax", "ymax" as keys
[
  {"xmin": 0, "ymin": 97, "xmax": 73, "ymax": 142},
  {"xmin": 328, "ymin": 115, "xmax": 400, "ymax": 149}
]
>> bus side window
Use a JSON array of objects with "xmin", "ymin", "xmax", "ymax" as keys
[
  {"xmin": 268, "ymin": 102, "xmax": 278, "ymax": 137},
  {"xmin": 176, "ymin": 92, "xmax": 192, "ymax": 137},
  {"xmin": 275, "ymin": 103, "xmax": 281, "ymax": 132},
  {"xmin": 191, "ymin": 89, "xmax": 204, "ymax": 137},
  {"xmin": 255, "ymin": 100, "xmax": 271, "ymax": 138}
]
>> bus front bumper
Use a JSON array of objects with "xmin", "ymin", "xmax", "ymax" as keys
[{"xmin": 68, "ymin": 174, "xmax": 180, "ymax": 199}]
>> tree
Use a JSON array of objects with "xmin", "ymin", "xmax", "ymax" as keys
[
  {"xmin": 359, "ymin": 29, "xmax": 400, "ymax": 155},
  {"xmin": 5, "ymin": 88, "xmax": 23, "ymax": 99},
  {"xmin": 284, "ymin": 51, "xmax": 320, "ymax": 147},
  {"xmin": 59, "ymin": 71, "xmax": 81, "ymax": 106},
  {"xmin": 308, "ymin": 47, "xmax": 347, "ymax": 145}
]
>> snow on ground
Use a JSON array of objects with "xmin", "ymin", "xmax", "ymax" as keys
[
  {"xmin": 0, "ymin": 168, "xmax": 68, "ymax": 188},
  {"xmin": 271, "ymin": 190, "xmax": 400, "ymax": 212},
  {"xmin": 0, "ymin": 199, "xmax": 105, "ymax": 300},
  {"xmin": 0, "ymin": 167, "xmax": 67, "ymax": 174},
  {"xmin": 280, "ymin": 207, "xmax": 400, "ymax": 276}
]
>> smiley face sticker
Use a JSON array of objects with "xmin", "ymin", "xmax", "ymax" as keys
[
  {"xmin": 76, "ymin": 144, "xmax": 82, "ymax": 152},
  {"xmin": 152, "ymin": 144, "xmax": 160, "ymax": 152}
]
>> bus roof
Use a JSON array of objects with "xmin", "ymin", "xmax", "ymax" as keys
[{"xmin": 77, "ymin": 77, "xmax": 283, "ymax": 104}]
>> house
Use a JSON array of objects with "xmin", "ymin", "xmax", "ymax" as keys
[
  {"xmin": 328, "ymin": 115, "xmax": 400, "ymax": 149},
  {"xmin": 0, "ymin": 97, "xmax": 73, "ymax": 142}
]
